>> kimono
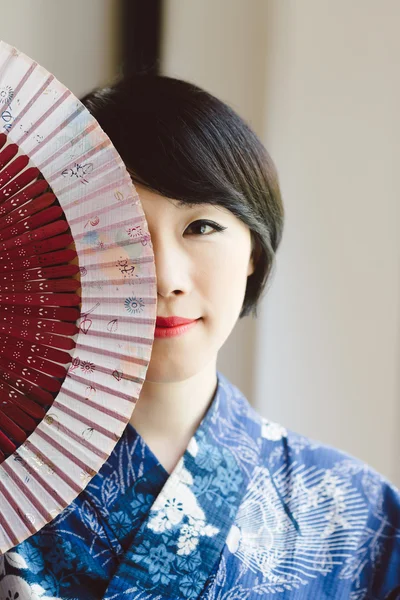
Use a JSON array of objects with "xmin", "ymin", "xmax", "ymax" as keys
[{"xmin": 0, "ymin": 371, "xmax": 399, "ymax": 600}]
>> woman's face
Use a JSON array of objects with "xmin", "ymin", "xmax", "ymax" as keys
[{"xmin": 136, "ymin": 184, "xmax": 255, "ymax": 383}]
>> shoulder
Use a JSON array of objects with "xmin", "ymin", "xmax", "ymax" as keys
[
  {"xmin": 218, "ymin": 372, "xmax": 399, "ymax": 502},
  {"xmin": 256, "ymin": 414, "xmax": 400, "ymax": 595},
  {"xmin": 256, "ymin": 409, "xmax": 400, "ymax": 518},
  {"xmin": 217, "ymin": 372, "xmax": 400, "ymax": 594}
]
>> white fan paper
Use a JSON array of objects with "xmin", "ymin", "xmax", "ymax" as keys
[{"xmin": 0, "ymin": 41, "xmax": 157, "ymax": 554}]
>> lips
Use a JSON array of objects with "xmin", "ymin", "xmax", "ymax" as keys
[{"xmin": 156, "ymin": 316, "xmax": 197, "ymax": 328}]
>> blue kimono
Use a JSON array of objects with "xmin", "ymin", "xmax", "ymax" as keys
[{"xmin": 0, "ymin": 371, "xmax": 399, "ymax": 599}]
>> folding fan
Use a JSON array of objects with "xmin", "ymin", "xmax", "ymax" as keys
[{"xmin": 0, "ymin": 41, "xmax": 157, "ymax": 554}]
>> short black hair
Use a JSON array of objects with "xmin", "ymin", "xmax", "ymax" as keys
[{"xmin": 81, "ymin": 74, "xmax": 284, "ymax": 319}]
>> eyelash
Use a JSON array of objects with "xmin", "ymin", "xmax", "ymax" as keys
[{"xmin": 185, "ymin": 219, "xmax": 227, "ymax": 236}]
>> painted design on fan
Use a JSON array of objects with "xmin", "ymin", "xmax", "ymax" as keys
[
  {"xmin": 117, "ymin": 258, "xmax": 136, "ymax": 278},
  {"xmin": 1, "ymin": 108, "xmax": 13, "ymax": 132},
  {"xmin": 68, "ymin": 357, "xmax": 81, "ymax": 373},
  {"xmin": 80, "ymin": 471, "xmax": 93, "ymax": 486},
  {"xmin": 141, "ymin": 233, "xmax": 152, "ymax": 247},
  {"xmin": 82, "ymin": 427, "xmax": 94, "ymax": 440},
  {"xmin": 225, "ymin": 465, "xmax": 369, "ymax": 592},
  {"xmin": 0, "ymin": 85, "xmax": 13, "ymax": 106},
  {"xmin": 126, "ymin": 224, "xmax": 144, "ymax": 239},
  {"xmin": 124, "ymin": 296, "xmax": 145, "ymax": 314},
  {"xmin": 126, "ymin": 224, "xmax": 152, "ymax": 248},
  {"xmin": 112, "ymin": 370, "xmax": 123, "ymax": 382},
  {"xmin": 61, "ymin": 162, "xmax": 94, "ymax": 185},
  {"xmin": 107, "ymin": 319, "xmax": 118, "ymax": 332},
  {"xmin": 80, "ymin": 360, "xmax": 95, "ymax": 375},
  {"xmin": 20, "ymin": 446, "xmax": 55, "ymax": 476},
  {"xmin": 78, "ymin": 302, "xmax": 100, "ymax": 334},
  {"xmin": 43, "ymin": 414, "xmax": 60, "ymax": 431},
  {"xmin": 84, "ymin": 216, "xmax": 100, "ymax": 228},
  {"xmin": 42, "ymin": 86, "xmax": 59, "ymax": 100},
  {"xmin": 55, "ymin": 107, "xmax": 95, "ymax": 160},
  {"xmin": 18, "ymin": 119, "xmax": 35, "ymax": 136},
  {"xmin": 24, "ymin": 512, "xmax": 35, "ymax": 525},
  {"xmin": 67, "ymin": 357, "xmax": 95, "ymax": 375}
]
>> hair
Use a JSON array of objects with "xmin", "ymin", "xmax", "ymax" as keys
[{"xmin": 81, "ymin": 74, "xmax": 284, "ymax": 319}]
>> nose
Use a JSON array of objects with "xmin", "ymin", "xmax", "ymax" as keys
[{"xmin": 151, "ymin": 233, "xmax": 192, "ymax": 300}]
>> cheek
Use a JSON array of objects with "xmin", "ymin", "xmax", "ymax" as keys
[{"xmin": 198, "ymin": 242, "xmax": 250, "ymax": 321}]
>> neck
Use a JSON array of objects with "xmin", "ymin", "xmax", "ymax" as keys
[{"xmin": 129, "ymin": 360, "xmax": 219, "ymax": 472}]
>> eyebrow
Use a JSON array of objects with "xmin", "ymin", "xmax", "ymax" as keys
[
  {"xmin": 173, "ymin": 200, "xmax": 218, "ymax": 210},
  {"xmin": 170, "ymin": 199, "xmax": 202, "ymax": 210}
]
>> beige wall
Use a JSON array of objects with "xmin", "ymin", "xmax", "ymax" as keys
[
  {"xmin": 0, "ymin": 0, "xmax": 119, "ymax": 97},
  {"xmin": 161, "ymin": 0, "xmax": 400, "ymax": 486}
]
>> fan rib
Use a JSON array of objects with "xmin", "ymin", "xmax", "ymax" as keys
[
  {"xmin": 76, "ymin": 238, "xmax": 146, "ymax": 256},
  {"xmin": 8, "ymin": 74, "xmax": 54, "ymax": 133},
  {"xmin": 0, "ymin": 49, "xmax": 18, "ymax": 82},
  {"xmin": 63, "ymin": 177, "xmax": 131, "ymax": 213},
  {"xmin": 0, "ymin": 313, "xmax": 78, "ymax": 335},
  {"xmin": 82, "ymin": 295, "xmax": 156, "ymax": 306},
  {"xmin": 41, "ymin": 410, "xmax": 112, "ymax": 456},
  {"xmin": 0, "ymin": 478, "xmax": 36, "ymax": 535},
  {"xmin": 47, "ymin": 136, "xmax": 110, "ymax": 186},
  {"xmin": 35, "ymin": 428, "xmax": 95, "ymax": 475},
  {"xmin": 74, "ymin": 327, "xmax": 152, "ymax": 347},
  {"xmin": 0, "ymin": 366, "xmax": 53, "ymax": 406},
  {"xmin": 54, "ymin": 154, "xmax": 126, "ymax": 199},
  {"xmin": 16, "ymin": 89, "xmax": 71, "ymax": 147},
  {"xmin": 14, "ymin": 450, "xmax": 70, "ymax": 509},
  {"xmin": 9, "ymin": 59, "xmax": 38, "ymax": 101},
  {"xmin": 75, "ymin": 342, "xmax": 150, "ymax": 367},
  {"xmin": 24, "ymin": 439, "xmax": 81, "ymax": 493},
  {"xmin": 78, "ymin": 312, "xmax": 155, "ymax": 326},
  {"xmin": 0, "ymin": 180, "xmax": 49, "ymax": 217},
  {"xmin": 84, "ymin": 255, "xmax": 154, "ymax": 271},
  {"xmin": 0, "ymin": 492, "xmax": 20, "ymax": 547},
  {"xmin": 68, "ymin": 195, "xmax": 138, "ymax": 228},
  {"xmin": 0, "ymin": 384, "xmax": 45, "ymax": 420},
  {"xmin": 60, "ymin": 386, "xmax": 132, "ymax": 421},
  {"xmin": 36, "ymin": 116, "xmax": 96, "ymax": 170},
  {"xmin": 2, "ymin": 461, "xmax": 53, "ymax": 521}
]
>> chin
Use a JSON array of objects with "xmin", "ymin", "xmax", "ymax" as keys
[
  {"xmin": 144, "ymin": 343, "xmax": 215, "ymax": 384},
  {"xmin": 144, "ymin": 361, "xmax": 198, "ymax": 384}
]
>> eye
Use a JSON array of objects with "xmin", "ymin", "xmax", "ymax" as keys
[{"xmin": 185, "ymin": 219, "xmax": 227, "ymax": 236}]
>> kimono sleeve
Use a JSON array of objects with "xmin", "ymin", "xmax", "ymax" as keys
[{"xmin": 354, "ymin": 475, "xmax": 400, "ymax": 598}]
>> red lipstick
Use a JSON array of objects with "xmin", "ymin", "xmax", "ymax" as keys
[
  {"xmin": 156, "ymin": 316, "xmax": 196, "ymax": 328},
  {"xmin": 155, "ymin": 316, "xmax": 199, "ymax": 338}
]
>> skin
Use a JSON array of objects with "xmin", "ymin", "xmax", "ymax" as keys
[{"xmin": 129, "ymin": 183, "xmax": 255, "ymax": 474}]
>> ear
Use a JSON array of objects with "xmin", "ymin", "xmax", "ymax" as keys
[
  {"xmin": 247, "ymin": 253, "xmax": 255, "ymax": 277},
  {"xmin": 247, "ymin": 235, "xmax": 260, "ymax": 277}
]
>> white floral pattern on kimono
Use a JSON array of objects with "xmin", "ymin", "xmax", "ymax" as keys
[{"xmin": 0, "ymin": 553, "xmax": 63, "ymax": 600}]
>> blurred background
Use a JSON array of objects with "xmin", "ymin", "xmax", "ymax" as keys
[{"xmin": 1, "ymin": 0, "xmax": 399, "ymax": 487}]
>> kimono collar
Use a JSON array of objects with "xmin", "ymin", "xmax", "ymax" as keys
[{"xmin": 104, "ymin": 370, "xmax": 263, "ymax": 599}]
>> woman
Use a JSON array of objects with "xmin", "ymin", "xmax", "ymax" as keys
[{"xmin": 1, "ymin": 74, "xmax": 399, "ymax": 600}]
